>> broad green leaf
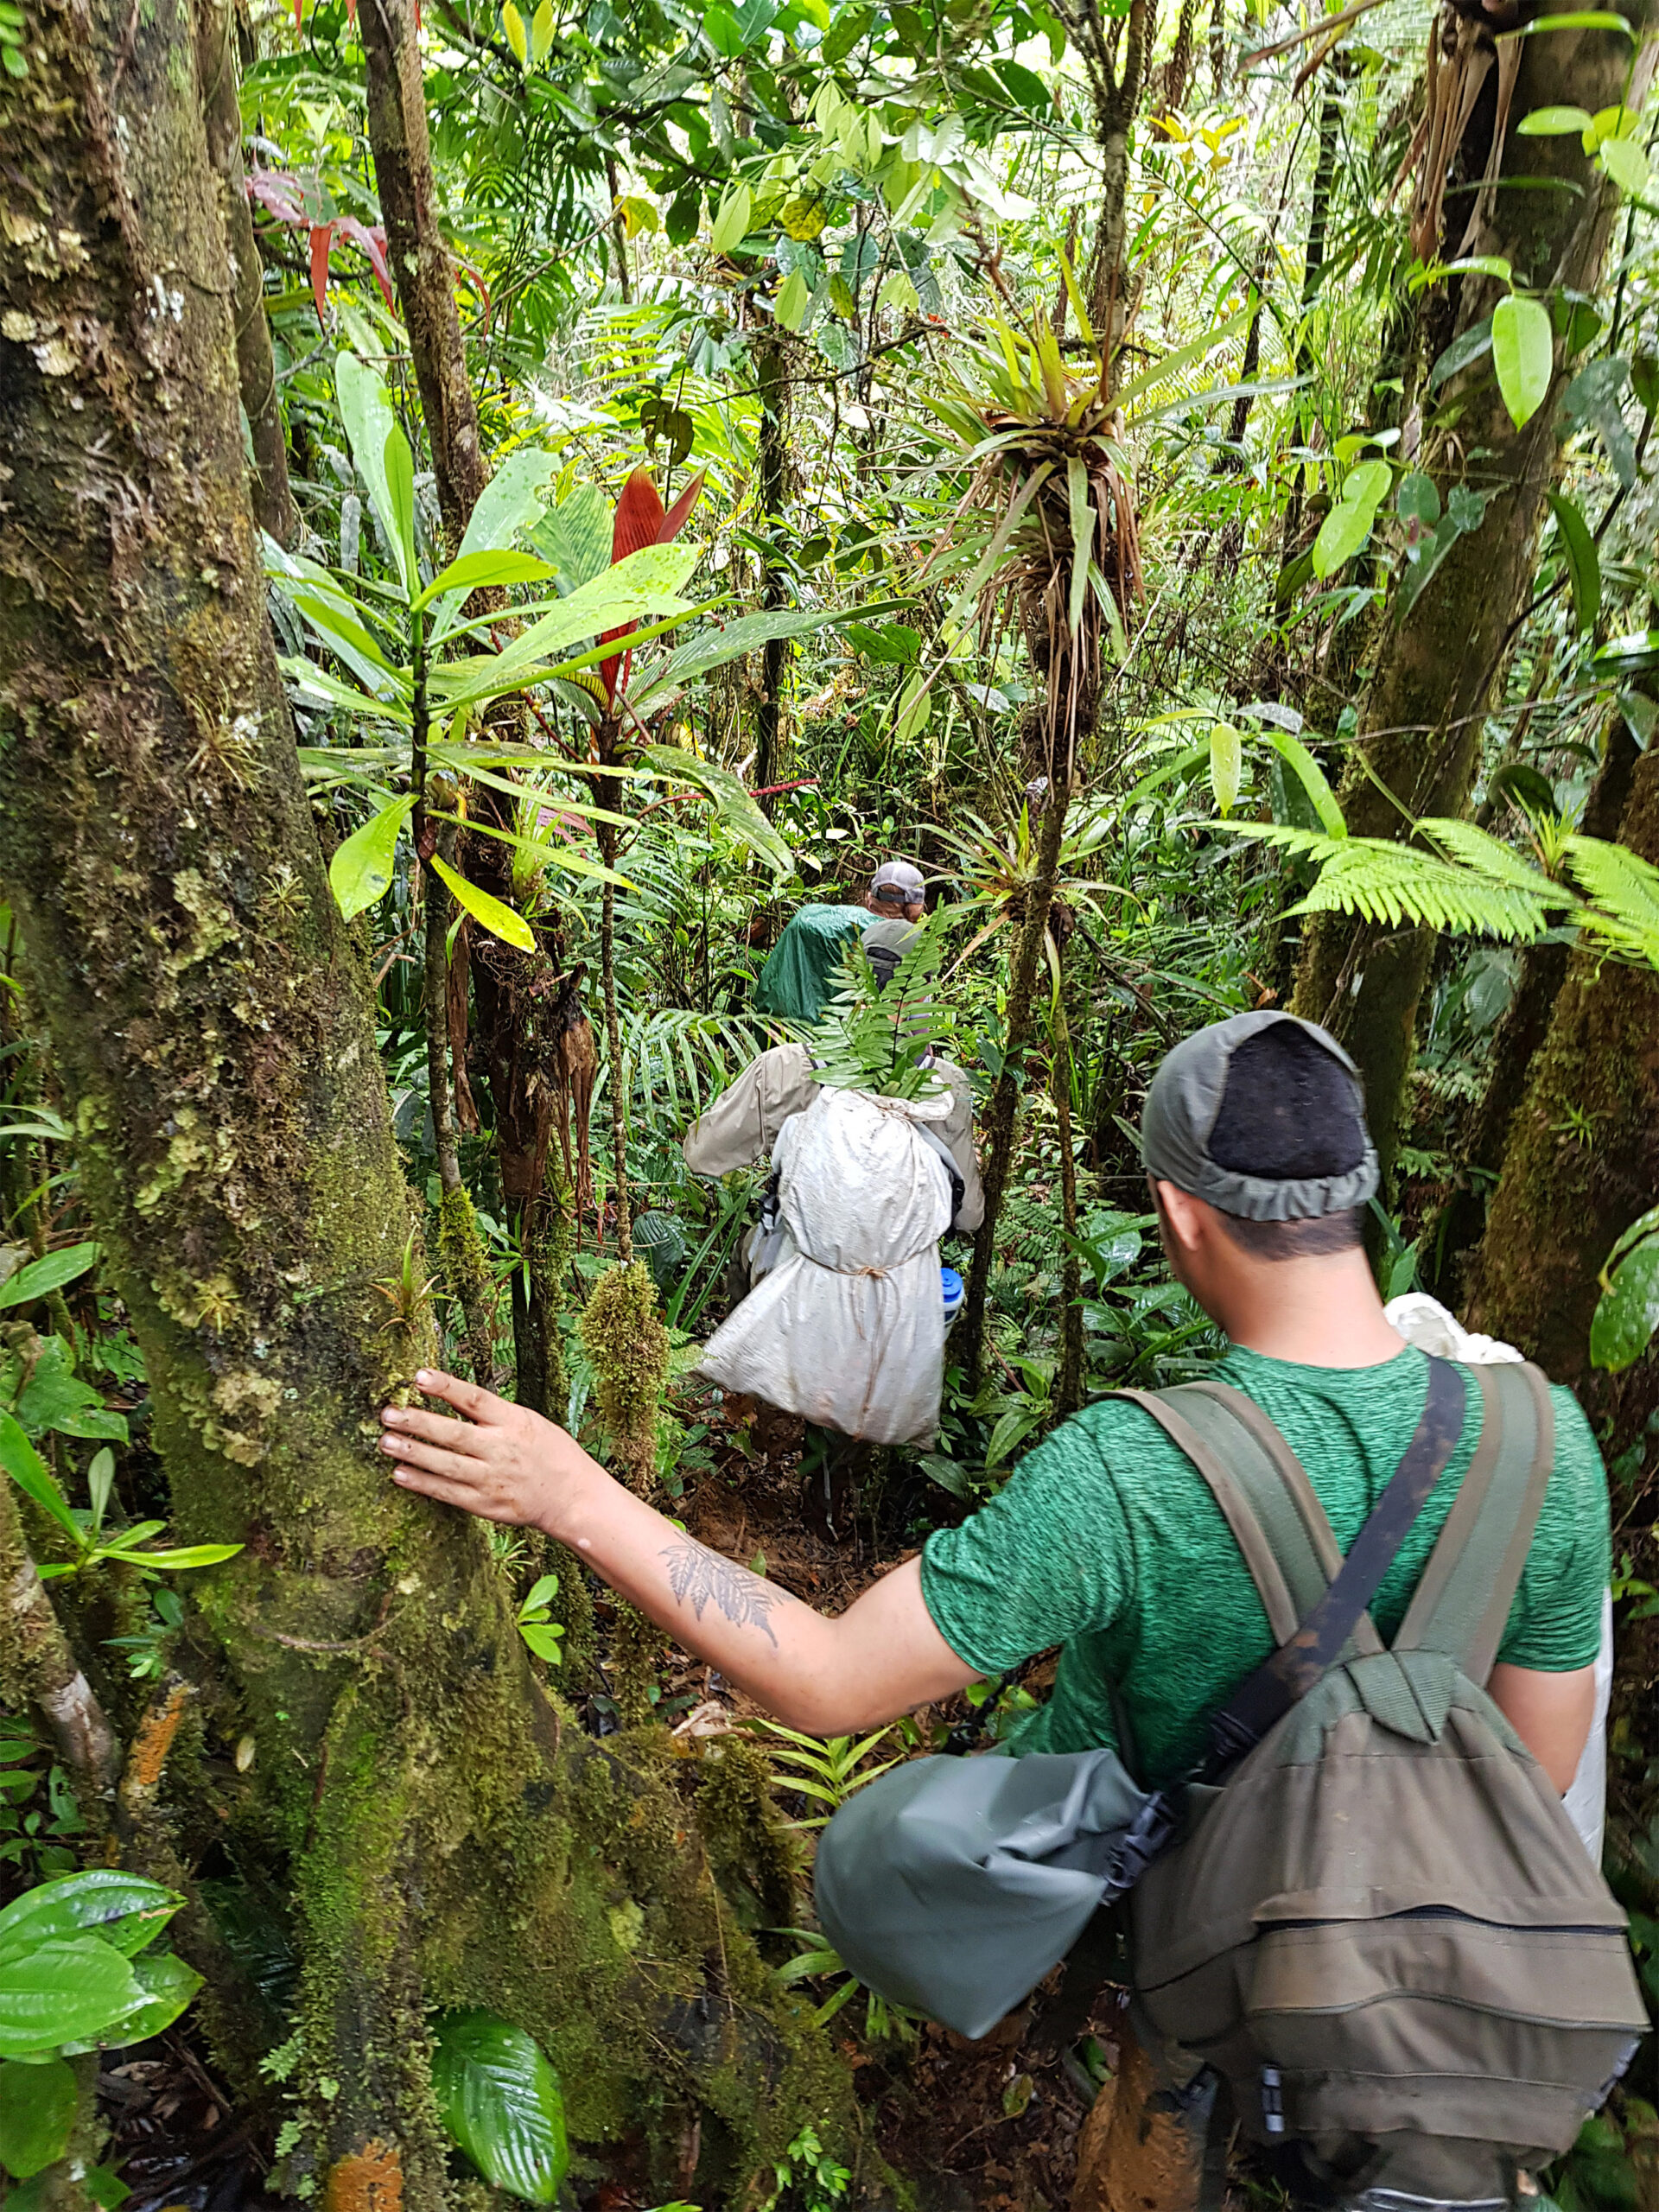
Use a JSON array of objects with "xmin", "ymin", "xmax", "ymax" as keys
[
  {"xmin": 503, "ymin": 0, "xmax": 527, "ymax": 62},
  {"xmin": 334, "ymin": 353, "xmax": 414, "ymax": 594},
  {"xmin": 329, "ymin": 797, "xmax": 414, "ymax": 922},
  {"xmin": 0, "ymin": 1939, "xmax": 138, "ymax": 2058},
  {"xmin": 1546, "ymin": 491, "xmax": 1600, "ymax": 632},
  {"xmin": 1266, "ymin": 729, "xmax": 1345, "ymax": 837},
  {"xmin": 893, "ymin": 671, "xmax": 931, "ymax": 744},
  {"xmin": 0, "ymin": 2057, "xmax": 77, "ymax": 2178},
  {"xmin": 519, "ymin": 1573, "xmax": 561, "ymax": 1615},
  {"xmin": 105, "ymin": 1952, "xmax": 202, "ymax": 2044},
  {"xmin": 1312, "ymin": 460, "xmax": 1391, "ymax": 578},
  {"xmin": 382, "ymin": 423, "xmax": 419, "ymax": 590},
  {"xmin": 776, "ymin": 267, "xmax": 811, "ymax": 332},
  {"xmin": 1208, "ymin": 722, "xmax": 1243, "ymax": 817},
  {"xmin": 0, "ymin": 1872, "xmax": 182, "ymax": 1967},
  {"xmin": 518, "ymin": 1623, "xmax": 564, "ymax": 1664},
  {"xmin": 1591, "ymin": 1232, "xmax": 1659, "ymax": 1371},
  {"xmin": 432, "ymin": 2010, "xmax": 569, "ymax": 2205},
  {"xmin": 16, "ymin": 1341, "xmax": 125, "ymax": 1444},
  {"xmin": 823, "ymin": 1, "xmax": 874, "ymax": 60},
  {"xmin": 429, "ymin": 855, "xmax": 536, "ymax": 952},
  {"xmin": 1491, "ymin": 295, "xmax": 1554, "ymax": 428},
  {"xmin": 1598, "ymin": 135, "xmax": 1650, "ymax": 194},
  {"xmin": 711, "ymin": 181, "xmax": 753, "ymax": 255},
  {"xmin": 416, "ymin": 550, "xmax": 557, "ymax": 618},
  {"xmin": 0, "ymin": 1414, "xmax": 81, "ymax": 1548},
  {"xmin": 0, "ymin": 1243, "xmax": 99, "ymax": 1311},
  {"xmin": 476, "ymin": 543, "xmax": 698, "ymax": 685},
  {"xmin": 426, "ymin": 450, "xmax": 561, "ymax": 635},
  {"xmin": 1396, "ymin": 471, "xmax": 1441, "ymax": 528},
  {"xmin": 524, "ymin": 484, "xmax": 611, "ymax": 594},
  {"xmin": 985, "ymin": 1404, "xmax": 1043, "ymax": 1469},
  {"xmin": 1408, "ymin": 253, "xmax": 1513, "ymax": 294},
  {"xmin": 83, "ymin": 2166, "xmax": 132, "ymax": 2211},
  {"xmin": 641, "ymin": 744, "xmax": 794, "ymax": 877},
  {"xmin": 1516, "ymin": 104, "xmax": 1594, "ymax": 133},
  {"xmin": 530, "ymin": 0, "xmax": 553, "ymax": 56},
  {"xmin": 1593, "ymin": 628, "xmax": 1659, "ymax": 676}
]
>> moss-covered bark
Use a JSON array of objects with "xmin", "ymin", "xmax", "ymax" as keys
[
  {"xmin": 193, "ymin": 0, "xmax": 296, "ymax": 546},
  {"xmin": 1465, "ymin": 747, "xmax": 1659, "ymax": 1418},
  {"xmin": 0, "ymin": 9, "xmax": 852, "ymax": 2199},
  {"xmin": 1291, "ymin": 16, "xmax": 1657, "ymax": 1190}
]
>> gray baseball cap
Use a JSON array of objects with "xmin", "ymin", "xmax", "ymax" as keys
[
  {"xmin": 1141, "ymin": 1010, "xmax": 1379, "ymax": 1222},
  {"xmin": 869, "ymin": 859, "xmax": 925, "ymax": 901}
]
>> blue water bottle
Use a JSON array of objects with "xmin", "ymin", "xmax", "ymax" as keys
[{"xmin": 940, "ymin": 1266, "xmax": 964, "ymax": 1327}]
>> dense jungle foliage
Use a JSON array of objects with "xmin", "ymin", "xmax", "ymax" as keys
[{"xmin": 2, "ymin": 0, "xmax": 1659, "ymax": 2202}]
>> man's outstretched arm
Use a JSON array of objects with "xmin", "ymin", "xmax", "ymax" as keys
[{"xmin": 380, "ymin": 1371, "xmax": 981, "ymax": 1734}]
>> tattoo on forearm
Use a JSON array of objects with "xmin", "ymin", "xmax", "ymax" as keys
[{"xmin": 660, "ymin": 1537, "xmax": 785, "ymax": 1649}]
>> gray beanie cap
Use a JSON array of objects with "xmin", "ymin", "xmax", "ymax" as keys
[{"xmin": 1140, "ymin": 1010, "xmax": 1379, "ymax": 1222}]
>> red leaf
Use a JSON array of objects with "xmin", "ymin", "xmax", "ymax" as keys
[
  {"xmin": 337, "ymin": 217, "xmax": 397, "ymax": 313},
  {"xmin": 247, "ymin": 168, "xmax": 307, "ymax": 226},
  {"xmin": 308, "ymin": 224, "xmax": 333, "ymax": 328},
  {"xmin": 292, "ymin": 0, "xmax": 302, "ymax": 28},
  {"xmin": 659, "ymin": 468, "xmax": 705, "ymax": 546},
  {"xmin": 609, "ymin": 467, "xmax": 665, "ymax": 566},
  {"xmin": 346, "ymin": 0, "xmax": 356, "ymax": 22}
]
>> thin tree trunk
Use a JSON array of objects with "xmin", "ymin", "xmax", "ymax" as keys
[
  {"xmin": 1053, "ymin": 999, "xmax": 1086, "ymax": 1418},
  {"xmin": 1290, "ymin": 17, "xmax": 1658, "ymax": 1196},
  {"xmin": 0, "ymin": 1480, "xmax": 120, "ymax": 1815},
  {"xmin": 963, "ymin": 791, "xmax": 1071, "ymax": 1389},
  {"xmin": 605, "ymin": 152, "xmax": 633, "ymax": 302},
  {"xmin": 0, "ymin": 7, "xmax": 845, "ymax": 2190},
  {"xmin": 1464, "ymin": 746, "xmax": 1659, "ymax": 1414},
  {"xmin": 1281, "ymin": 72, "xmax": 1344, "ymax": 553},
  {"xmin": 194, "ymin": 0, "xmax": 296, "ymax": 544},
  {"xmin": 754, "ymin": 334, "xmax": 791, "ymax": 810},
  {"xmin": 360, "ymin": 0, "xmax": 488, "ymax": 547}
]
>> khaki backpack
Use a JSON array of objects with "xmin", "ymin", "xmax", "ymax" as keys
[{"xmin": 1120, "ymin": 1357, "xmax": 1647, "ymax": 2206}]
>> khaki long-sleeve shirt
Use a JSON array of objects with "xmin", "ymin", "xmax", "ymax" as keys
[{"xmin": 682, "ymin": 1042, "xmax": 984, "ymax": 1232}]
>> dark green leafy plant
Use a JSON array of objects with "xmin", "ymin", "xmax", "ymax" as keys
[{"xmin": 430, "ymin": 2008, "xmax": 569, "ymax": 2204}]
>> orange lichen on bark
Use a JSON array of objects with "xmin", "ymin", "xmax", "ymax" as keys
[
  {"xmin": 122, "ymin": 1681, "xmax": 191, "ymax": 1798},
  {"xmin": 323, "ymin": 2139, "xmax": 404, "ymax": 2212}
]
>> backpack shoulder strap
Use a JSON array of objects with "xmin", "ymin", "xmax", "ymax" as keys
[
  {"xmin": 1111, "ymin": 1389, "xmax": 1300, "ymax": 1646},
  {"xmin": 1392, "ymin": 1359, "xmax": 1555, "ymax": 1681},
  {"xmin": 1163, "ymin": 1382, "xmax": 1385, "ymax": 1658}
]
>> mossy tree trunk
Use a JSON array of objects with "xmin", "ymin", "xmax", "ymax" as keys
[
  {"xmin": 1290, "ymin": 16, "xmax": 1658, "ymax": 1192},
  {"xmin": 193, "ymin": 0, "xmax": 296, "ymax": 546},
  {"xmin": 753, "ymin": 333, "xmax": 791, "ymax": 810},
  {"xmin": 1464, "ymin": 746, "xmax": 1659, "ymax": 1425},
  {"xmin": 359, "ymin": 0, "xmax": 487, "ymax": 549},
  {"xmin": 0, "ymin": 10, "xmax": 848, "ymax": 2201}
]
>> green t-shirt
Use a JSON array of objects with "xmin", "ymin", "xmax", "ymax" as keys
[
  {"xmin": 753, "ymin": 905, "xmax": 867, "ymax": 1023},
  {"xmin": 920, "ymin": 1345, "xmax": 1609, "ymax": 1787}
]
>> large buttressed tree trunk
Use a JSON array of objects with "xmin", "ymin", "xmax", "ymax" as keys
[
  {"xmin": 1465, "ymin": 747, "xmax": 1659, "ymax": 1420},
  {"xmin": 1291, "ymin": 13, "xmax": 1657, "ymax": 1190},
  {"xmin": 0, "ymin": 4, "xmax": 844, "ymax": 2201}
]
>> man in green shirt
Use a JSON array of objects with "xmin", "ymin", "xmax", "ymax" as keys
[
  {"xmin": 753, "ymin": 859, "xmax": 928, "ymax": 1022},
  {"xmin": 378, "ymin": 1013, "xmax": 1605, "ymax": 2189}
]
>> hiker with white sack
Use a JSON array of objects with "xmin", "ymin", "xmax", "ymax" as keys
[{"xmin": 680, "ymin": 915, "xmax": 982, "ymax": 1461}]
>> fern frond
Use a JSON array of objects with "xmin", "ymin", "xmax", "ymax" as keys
[
  {"xmin": 810, "ymin": 911, "xmax": 956, "ymax": 1101},
  {"xmin": 1421, "ymin": 817, "xmax": 1576, "ymax": 903},
  {"xmin": 1564, "ymin": 836, "xmax": 1659, "ymax": 968},
  {"xmin": 1292, "ymin": 839, "xmax": 1558, "ymax": 940}
]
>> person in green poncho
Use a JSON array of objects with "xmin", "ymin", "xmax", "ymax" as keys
[{"xmin": 753, "ymin": 860, "xmax": 926, "ymax": 1023}]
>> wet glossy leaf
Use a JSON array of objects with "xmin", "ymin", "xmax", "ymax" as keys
[
  {"xmin": 1591, "ymin": 1233, "xmax": 1659, "ymax": 1371},
  {"xmin": 0, "ymin": 1416, "xmax": 81, "ymax": 1548},
  {"xmin": 0, "ymin": 2057, "xmax": 77, "ymax": 2178},
  {"xmin": 1208, "ymin": 721, "xmax": 1243, "ymax": 817},
  {"xmin": 1491, "ymin": 295, "xmax": 1554, "ymax": 429},
  {"xmin": 0, "ymin": 1940, "xmax": 137, "ymax": 2058},
  {"xmin": 328, "ymin": 798, "xmax": 414, "ymax": 923},
  {"xmin": 0, "ymin": 1872, "xmax": 182, "ymax": 1967},
  {"xmin": 432, "ymin": 2011, "xmax": 569, "ymax": 2205},
  {"xmin": 1546, "ymin": 491, "xmax": 1600, "ymax": 632},
  {"xmin": 429, "ymin": 856, "xmax": 536, "ymax": 953},
  {"xmin": 0, "ymin": 1244, "xmax": 99, "ymax": 1311}
]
